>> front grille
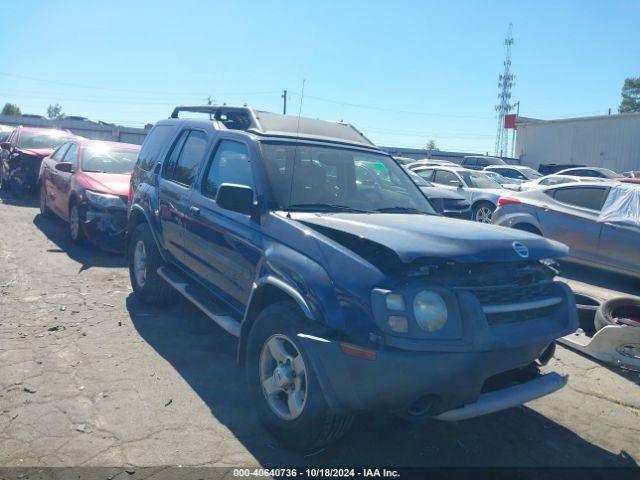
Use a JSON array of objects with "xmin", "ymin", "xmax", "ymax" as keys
[
  {"xmin": 463, "ymin": 281, "xmax": 559, "ymax": 306},
  {"xmin": 485, "ymin": 304, "xmax": 559, "ymax": 325}
]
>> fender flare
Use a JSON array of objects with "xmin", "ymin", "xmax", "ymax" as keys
[
  {"xmin": 127, "ymin": 204, "xmax": 167, "ymax": 262},
  {"xmin": 237, "ymin": 275, "xmax": 319, "ymax": 365}
]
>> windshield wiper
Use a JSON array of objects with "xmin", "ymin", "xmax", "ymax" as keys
[
  {"xmin": 375, "ymin": 206, "xmax": 422, "ymax": 214},
  {"xmin": 286, "ymin": 203, "xmax": 373, "ymax": 213}
]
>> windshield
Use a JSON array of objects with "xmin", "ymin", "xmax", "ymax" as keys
[
  {"xmin": 18, "ymin": 130, "xmax": 73, "ymax": 150},
  {"xmin": 260, "ymin": 143, "xmax": 435, "ymax": 214},
  {"xmin": 82, "ymin": 146, "xmax": 139, "ymax": 174},
  {"xmin": 519, "ymin": 167, "xmax": 542, "ymax": 179},
  {"xmin": 459, "ymin": 170, "xmax": 502, "ymax": 189},
  {"xmin": 0, "ymin": 130, "xmax": 12, "ymax": 143},
  {"xmin": 485, "ymin": 171, "xmax": 514, "ymax": 184}
]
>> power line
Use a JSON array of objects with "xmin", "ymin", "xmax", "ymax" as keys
[{"xmin": 288, "ymin": 92, "xmax": 495, "ymax": 120}]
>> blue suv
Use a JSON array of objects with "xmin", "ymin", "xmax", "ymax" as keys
[{"xmin": 127, "ymin": 106, "xmax": 577, "ymax": 450}]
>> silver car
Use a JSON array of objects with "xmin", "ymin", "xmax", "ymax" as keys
[
  {"xmin": 411, "ymin": 165, "xmax": 509, "ymax": 223},
  {"xmin": 493, "ymin": 182, "xmax": 640, "ymax": 278}
]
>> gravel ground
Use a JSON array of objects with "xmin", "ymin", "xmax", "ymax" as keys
[{"xmin": 1, "ymin": 194, "xmax": 639, "ymax": 468}]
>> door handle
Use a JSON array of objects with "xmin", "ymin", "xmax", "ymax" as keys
[
  {"xmin": 541, "ymin": 204, "xmax": 550, "ymax": 211},
  {"xmin": 189, "ymin": 206, "xmax": 201, "ymax": 216}
]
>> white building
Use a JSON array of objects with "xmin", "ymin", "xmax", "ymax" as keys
[{"xmin": 515, "ymin": 112, "xmax": 640, "ymax": 173}]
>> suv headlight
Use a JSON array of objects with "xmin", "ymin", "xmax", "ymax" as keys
[
  {"xmin": 85, "ymin": 190, "xmax": 126, "ymax": 209},
  {"xmin": 413, "ymin": 290, "xmax": 448, "ymax": 332}
]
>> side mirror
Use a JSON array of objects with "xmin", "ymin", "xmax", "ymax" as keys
[
  {"xmin": 216, "ymin": 183, "xmax": 255, "ymax": 216},
  {"xmin": 55, "ymin": 162, "xmax": 73, "ymax": 173},
  {"xmin": 0, "ymin": 142, "xmax": 10, "ymax": 150}
]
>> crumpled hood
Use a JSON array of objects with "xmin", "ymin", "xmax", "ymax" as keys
[
  {"xmin": 293, "ymin": 213, "xmax": 568, "ymax": 264},
  {"xmin": 79, "ymin": 172, "xmax": 131, "ymax": 197},
  {"xmin": 15, "ymin": 148, "xmax": 52, "ymax": 158}
]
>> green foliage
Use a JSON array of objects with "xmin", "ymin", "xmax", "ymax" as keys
[
  {"xmin": 426, "ymin": 139, "xmax": 439, "ymax": 151},
  {"xmin": 619, "ymin": 77, "xmax": 640, "ymax": 113},
  {"xmin": 1, "ymin": 103, "xmax": 21, "ymax": 116},
  {"xmin": 46, "ymin": 103, "xmax": 65, "ymax": 119}
]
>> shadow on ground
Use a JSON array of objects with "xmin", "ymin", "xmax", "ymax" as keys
[
  {"xmin": 32, "ymin": 212, "xmax": 126, "ymax": 271},
  {"xmin": 560, "ymin": 262, "xmax": 640, "ymax": 298},
  {"xmin": 126, "ymin": 294, "xmax": 637, "ymax": 467}
]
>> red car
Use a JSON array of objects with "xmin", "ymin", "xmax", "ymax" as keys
[
  {"xmin": 0, "ymin": 126, "xmax": 74, "ymax": 195},
  {"xmin": 38, "ymin": 138, "xmax": 140, "ymax": 250}
]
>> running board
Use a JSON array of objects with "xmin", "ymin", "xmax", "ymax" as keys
[{"xmin": 157, "ymin": 266, "xmax": 241, "ymax": 337}]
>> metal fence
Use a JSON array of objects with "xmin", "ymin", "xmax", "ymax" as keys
[{"xmin": 0, "ymin": 115, "xmax": 149, "ymax": 145}]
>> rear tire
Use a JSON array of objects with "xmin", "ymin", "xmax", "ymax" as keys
[
  {"xmin": 128, "ymin": 223, "xmax": 175, "ymax": 306},
  {"xmin": 69, "ymin": 202, "xmax": 86, "ymax": 244},
  {"xmin": 246, "ymin": 301, "xmax": 353, "ymax": 451},
  {"xmin": 473, "ymin": 202, "xmax": 495, "ymax": 223}
]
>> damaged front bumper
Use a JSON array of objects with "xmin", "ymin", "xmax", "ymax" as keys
[{"xmin": 83, "ymin": 205, "xmax": 128, "ymax": 251}]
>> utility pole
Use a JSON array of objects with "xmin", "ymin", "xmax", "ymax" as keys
[
  {"xmin": 282, "ymin": 90, "xmax": 287, "ymax": 115},
  {"xmin": 495, "ymin": 23, "xmax": 515, "ymax": 157}
]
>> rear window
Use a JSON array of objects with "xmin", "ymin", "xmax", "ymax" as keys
[
  {"xmin": 138, "ymin": 125, "xmax": 174, "ymax": 171},
  {"xmin": 552, "ymin": 186, "xmax": 609, "ymax": 211}
]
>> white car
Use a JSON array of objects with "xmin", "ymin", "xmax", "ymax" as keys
[
  {"xmin": 407, "ymin": 159, "xmax": 458, "ymax": 169},
  {"xmin": 520, "ymin": 174, "xmax": 607, "ymax": 191},
  {"xmin": 411, "ymin": 165, "xmax": 509, "ymax": 223}
]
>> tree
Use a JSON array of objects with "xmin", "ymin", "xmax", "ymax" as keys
[
  {"xmin": 1, "ymin": 103, "xmax": 21, "ymax": 116},
  {"xmin": 619, "ymin": 77, "xmax": 640, "ymax": 113},
  {"xmin": 46, "ymin": 103, "xmax": 64, "ymax": 119},
  {"xmin": 426, "ymin": 139, "xmax": 439, "ymax": 151}
]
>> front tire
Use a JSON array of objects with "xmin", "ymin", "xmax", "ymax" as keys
[
  {"xmin": 39, "ymin": 183, "xmax": 51, "ymax": 217},
  {"xmin": 246, "ymin": 302, "xmax": 353, "ymax": 451},
  {"xmin": 69, "ymin": 202, "xmax": 86, "ymax": 244},
  {"xmin": 128, "ymin": 223, "xmax": 175, "ymax": 305},
  {"xmin": 473, "ymin": 202, "xmax": 496, "ymax": 223}
]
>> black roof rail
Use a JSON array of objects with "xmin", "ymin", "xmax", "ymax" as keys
[{"xmin": 170, "ymin": 105, "xmax": 260, "ymax": 131}]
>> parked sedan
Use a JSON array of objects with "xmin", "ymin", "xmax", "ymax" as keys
[
  {"xmin": 519, "ymin": 174, "xmax": 606, "ymax": 191},
  {"xmin": 411, "ymin": 165, "xmax": 508, "ymax": 223},
  {"xmin": 406, "ymin": 170, "xmax": 472, "ymax": 219},
  {"xmin": 38, "ymin": 139, "xmax": 140, "ymax": 250},
  {"xmin": 0, "ymin": 126, "xmax": 74, "ymax": 195},
  {"xmin": 555, "ymin": 167, "xmax": 622, "ymax": 179},
  {"xmin": 493, "ymin": 182, "xmax": 640, "ymax": 278}
]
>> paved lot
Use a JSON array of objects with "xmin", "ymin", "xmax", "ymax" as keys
[{"xmin": 1, "ymin": 194, "xmax": 639, "ymax": 468}]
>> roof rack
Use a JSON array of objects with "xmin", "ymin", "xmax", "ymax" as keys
[{"xmin": 169, "ymin": 105, "xmax": 378, "ymax": 149}]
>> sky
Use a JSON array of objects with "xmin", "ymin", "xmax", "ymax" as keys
[{"xmin": 0, "ymin": 0, "xmax": 638, "ymax": 153}]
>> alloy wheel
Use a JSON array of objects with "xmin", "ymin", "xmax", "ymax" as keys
[
  {"xmin": 259, "ymin": 334, "xmax": 308, "ymax": 420},
  {"xmin": 475, "ymin": 206, "xmax": 493, "ymax": 223}
]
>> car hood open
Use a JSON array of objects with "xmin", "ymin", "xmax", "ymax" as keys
[{"xmin": 292, "ymin": 212, "xmax": 568, "ymax": 264}]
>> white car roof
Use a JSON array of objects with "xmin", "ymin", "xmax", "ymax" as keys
[{"xmin": 485, "ymin": 165, "xmax": 533, "ymax": 171}]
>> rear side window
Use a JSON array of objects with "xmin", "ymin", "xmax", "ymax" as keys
[
  {"xmin": 462, "ymin": 158, "xmax": 476, "ymax": 167},
  {"xmin": 434, "ymin": 170, "xmax": 461, "ymax": 186},
  {"xmin": 415, "ymin": 169, "xmax": 434, "ymax": 181},
  {"xmin": 166, "ymin": 130, "xmax": 208, "ymax": 187},
  {"xmin": 202, "ymin": 140, "xmax": 252, "ymax": 198},
  {"xmin": 138, "ymin": 125, "xmax": 174, "ymax": 171},
  {"xmin": 552, "ymin": 186, "xmax": 608, "ymax": 211}
]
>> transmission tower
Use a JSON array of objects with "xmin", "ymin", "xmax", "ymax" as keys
[{"xmin": 494, "ymin": 23, "xmax": 515, "ymax": 157}]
